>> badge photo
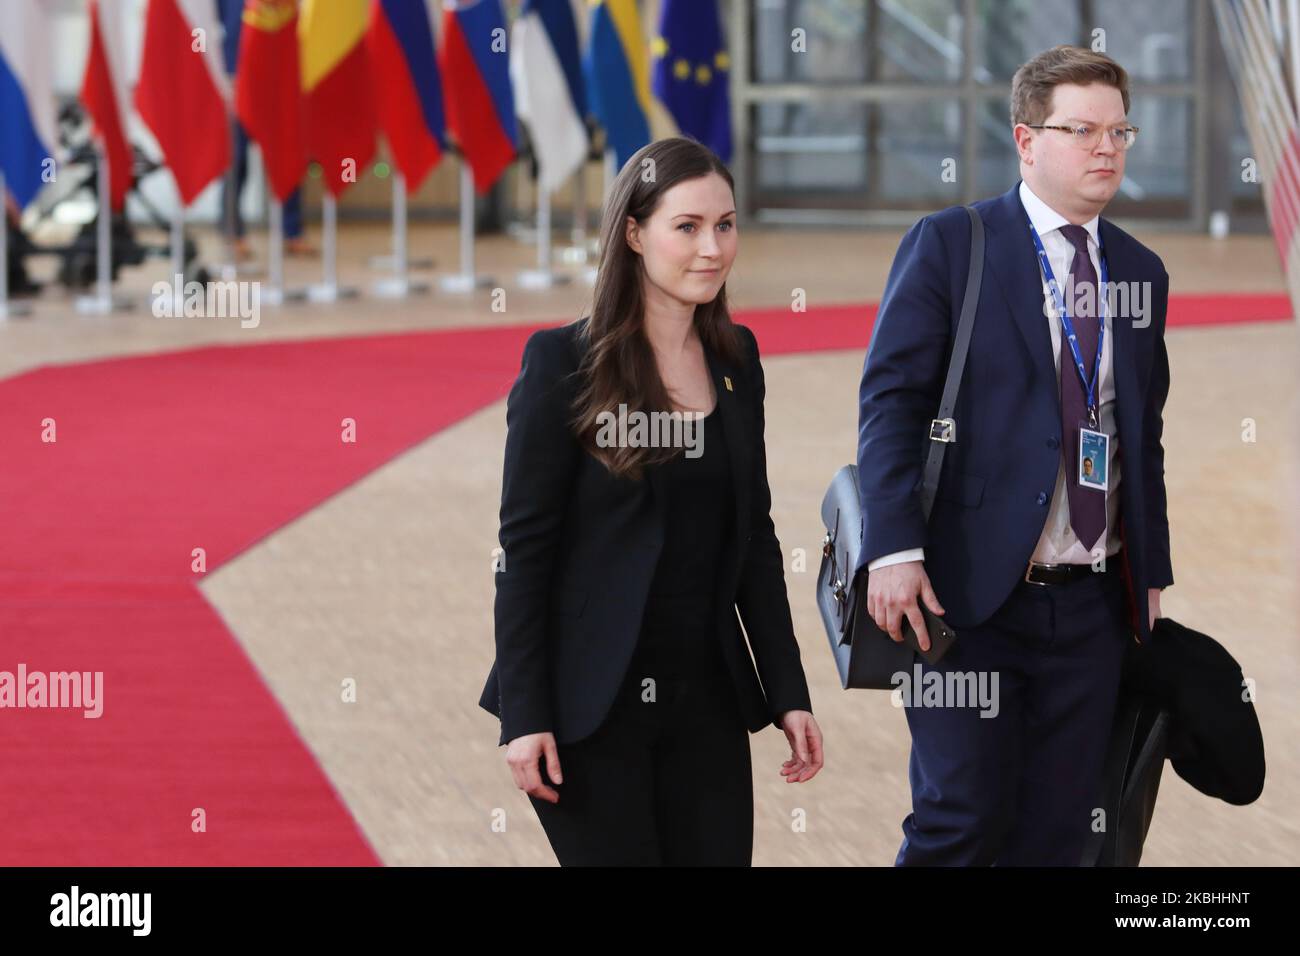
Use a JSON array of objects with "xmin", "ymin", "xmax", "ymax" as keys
[{"xmin": 1079, "ymin": 427, "xmax": 1109, "ymax": 489}]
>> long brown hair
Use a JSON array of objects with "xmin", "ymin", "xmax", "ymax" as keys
[{"xmin": 569, "ymin": 137, "xmax": 744, "ymax": 480}]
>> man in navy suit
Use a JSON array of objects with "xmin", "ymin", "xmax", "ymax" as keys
[{"xmin": 856, "ymin": 45, "xmax": 1173, "ymax": 865}]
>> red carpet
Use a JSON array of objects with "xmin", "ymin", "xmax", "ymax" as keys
[{"xmin": 0, "ymin": 295, "xmax": 1289, "ymax": 864}]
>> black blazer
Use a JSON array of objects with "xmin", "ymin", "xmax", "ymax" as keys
[{"xmin": 478, "ymin": 318, "xmax": 814, "ymax": 746}]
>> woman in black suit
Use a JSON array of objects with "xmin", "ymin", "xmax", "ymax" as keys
[{"xmin": 478, "ymin": 137, "xmax": 823, "ymax": 865}]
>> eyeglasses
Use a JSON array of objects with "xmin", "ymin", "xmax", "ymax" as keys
[{"xmin": 1026, "ymin": 123, "xmax": 1140, "ymax": 151}]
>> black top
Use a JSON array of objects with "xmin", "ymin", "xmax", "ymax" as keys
[
  {"xmin": 638, "ymin": 405, "xmax": 732, "ymax": 679},
  {"xmin": 646, "ymin": 406, "xmax": 732, "ymax": 599}
]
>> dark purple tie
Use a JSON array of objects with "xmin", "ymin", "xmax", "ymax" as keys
[{"xmin": 1057, "ymin": 224, "xmax": 1106, "ymax": 552}]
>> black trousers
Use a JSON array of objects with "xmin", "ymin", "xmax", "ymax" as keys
[{"xmin": 528, "ymin": 593, "xmax": 753, "ymax": 865}]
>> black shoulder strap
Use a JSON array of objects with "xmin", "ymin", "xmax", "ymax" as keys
[{"xmin": 918, "ymin": 205, "xmax": 984, "ymax": 521}]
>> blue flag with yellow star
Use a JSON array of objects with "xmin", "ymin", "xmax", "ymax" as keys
[{"xmin": 650, "ymin": 0, "xmax": 732, "ymax": 163}]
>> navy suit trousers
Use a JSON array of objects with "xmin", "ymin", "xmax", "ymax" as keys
[{"xmin": 895, "ymin": 565, "xmax": 1131, "ymax": 866}]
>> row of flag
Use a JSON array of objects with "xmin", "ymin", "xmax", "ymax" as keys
[{"xmin": 0, "ymin": 0, "xmax": 733, "ymax": 221}]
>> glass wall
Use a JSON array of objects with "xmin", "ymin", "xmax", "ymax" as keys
[{"xmin": 733, "ymin": 0, "xmax": 1253, "ymax": 228}]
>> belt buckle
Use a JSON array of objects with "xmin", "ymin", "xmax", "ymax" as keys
[{"xmin": 1024, "ymin": 561, "xmax": 1057, "ymax": 586}]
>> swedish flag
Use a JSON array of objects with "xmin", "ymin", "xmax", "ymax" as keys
[
  {"xmin": 650, "ymin": 0, "xmax": 732, "ymax": 162},
  {"xmin": 584, "ymin": 0, "xmax": 652, "ymax": 170}
]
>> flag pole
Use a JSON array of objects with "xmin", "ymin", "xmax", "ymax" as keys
[
  {"xmin": 374, "ymin": 171, "xmax": 429, "ymax": 297},
  {"xmin": 221, "ymin": 112, "xmax": 239, "ymax": 281},
  {"xmin": 308, "ymin": 190, "xmax": 359, "ymax": 302},
  {"xmin": 263, "ymin": 189, "xmax": 306, "ymax": 306},
  {"xmin": 169, "ymin": 197, "xmax": 186, "ymax": 314},
  {"xmin": 564, "ymin": 163, "xmax": 597, "ymax": 285},
  {"xmin": 439, "ymin": 157, "xmax": 494, "ymax": 293},
  {"xmin": 603, "ymin": 148, "xmax": 617, "ymax": 202},
  {"xmin": 75, "ymin": 148, "xmax": 132, "ymax": 314},
  {"xmin": 369, "ymin": 169, "xmax": 433, "ymax": 273},
  {"xmin": 517, "ymin": 180, "xmax": 569, "ymax": 289},
  {"xmin": 572, "ymin": 168, "xmax": 587, "ymax": 246},
  {"xmin": 0, "ymin": 171, "xmax": 29, "ymax": 320}
]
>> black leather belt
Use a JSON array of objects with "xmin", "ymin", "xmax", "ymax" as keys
[{"xmin": 1023, "ymin": 556, "xmax": 1115, "ymax": 586}]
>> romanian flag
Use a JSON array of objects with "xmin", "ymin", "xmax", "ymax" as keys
[
  {"xmin": 651, "ymin": 0, "xmax": 732, "ymax": 163},
  {"xmin": 439, "ymin": 0, "xmax": 518, "ymax": 195},
  {"xmin": 368, "ymin": 0, "xmax": 445, "ymax": 194},
  {"xmin": 583, "ymin": 0, "xmax": 651, "ymax": 170},
  {"xmin": 235, "ymin": 0, "xmax": 307, "ymax": 203},
  {"xmin": 134, "ymin": 0, "xmax": 232, "ymax": 206},
  {"xmin": 299, "ymin": 0, "xmax": 376, "ymax": 198}
]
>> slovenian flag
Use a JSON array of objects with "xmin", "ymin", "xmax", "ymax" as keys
[
  {"xmin": 583, "ymin": 0, "xmax": 651, "ymax": 170},
  {"xmin": 439, "ymin": 0, "xmax": 518, "ymax": 195},
  {"xmin": 368, "ymin": 0, "xmax": 446, "ymax": 194},
  {"xmin": 510, "ymin": 0, "xmax": 588, "ymax": 196},
  {"xmin": 0, "ymin": 0, "xmax": 58, "ymax": 210},
  {"xmin": 651, "ymin": 0, "xmax": 732, "ymax": 163},
  {"xmin": 235, "ymin": 0, "xmax": 307, "ymax": 204},
  {"xmin": 134, "ymin": 0, "xmax": 232, "ymax": 206},
  {"xmin": 299, "ymin": 0, "xmax": 377, "ymax": 198}
]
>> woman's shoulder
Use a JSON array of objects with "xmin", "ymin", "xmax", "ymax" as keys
[
  {"xmin": 521, "ymin": 318, "xmax": 589, "ymax": 374},
  {"xmin": 729, "ymin": 322, "xmax": 761, "ymax": 365}
]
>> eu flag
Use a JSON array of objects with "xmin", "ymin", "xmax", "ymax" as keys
[{"xmin": 650, "ymin": 0, "xmax": 732, "ymax": 163}]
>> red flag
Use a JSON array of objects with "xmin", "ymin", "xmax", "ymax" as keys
[
  {"xmin": 235, "ymin": 0, "xmax": 306, "ymax": 203},
  {"xmin": 134, "ymin": 0, "xmax": 231, "ymax": 206},
  {"xmin": 79, "ymin": 0, "xmax": 134, "ymax": 212},
  {"xmin": 299, "ymin": 0, "xmax": 376, "ymax": 198}
]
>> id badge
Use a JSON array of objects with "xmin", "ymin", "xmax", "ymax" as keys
[{"xmin": 1078, "ymin": 427, "xmax": 1109, "ymax": 490}]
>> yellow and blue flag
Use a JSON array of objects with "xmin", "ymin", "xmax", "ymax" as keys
[{"xmin": 583, "ymin": 0, "xmax": 651, "ymax": 169}]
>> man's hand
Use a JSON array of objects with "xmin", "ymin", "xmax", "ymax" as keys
[
  {"xmin": 1148, "ymin": 587, "xmax": 1163, "ymax": 631},
  {"xmin": 866, "ymin": 560, "xmax": 945, "ymax": 652},
  {"xmin": 777, "ymin": 710, "xmax": 824, "ymax": 783},
  {"xmin": 505, "ymin": 731, "xmax": 562, "ymax": 804}
]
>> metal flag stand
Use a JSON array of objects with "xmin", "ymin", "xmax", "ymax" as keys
[
  {"xmin": 307, "ymin": 189, "xmax": 359, "ymax": 303},
  {"xmin": 516, "ymin": 180, "xmax": 570, "ymax": 290},
  {"xmin": 0, "ymin": 171, "xmax": 32, "ymax": 320},
  {"xmin": 439, "ymin": 158, "xmax": 494, "ymax": 294},
  {"xmin": 74, "ymin": 150, "xmax": 133, "ymax": 315},
  {"xmin": 369, "ymin": 170, "xmax": 433, "ymax": 275},
  {"xmin": 262, "ymin": 173, "xmax": 307, "ymax": 306},
  {"xmin": 166, "ymin": 196, "xmax": 188, "ymax": 315},
  {"xmin": 558, "ymin": 163, "xmax": 598, "ymax": 286},
  {"xmin": 373, "ymin": 171, "xmax": 430, "ymax": 297}
]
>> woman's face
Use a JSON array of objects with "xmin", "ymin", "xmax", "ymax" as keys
[{"xmin": 625, "ymin": 172, "xmax": 738, "ymax": 308}]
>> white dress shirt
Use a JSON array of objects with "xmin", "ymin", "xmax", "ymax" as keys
[{"xmin": 868, "ymin": 180, "xmax": 1122, "ymax": 573}]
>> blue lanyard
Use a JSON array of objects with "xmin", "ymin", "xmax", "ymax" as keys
[{"xmin": 1028, "ymin": 222, "xmax": 1107, "ymax": 429}]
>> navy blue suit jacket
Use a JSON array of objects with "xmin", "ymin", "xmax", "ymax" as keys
[{"xmin": 855, "ymin": 181, "xmax": 1173, "ymax": 642}]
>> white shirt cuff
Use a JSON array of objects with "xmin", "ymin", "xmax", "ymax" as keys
[{"xmin": 868, "ymin": 548, "xmax": 925, "ymax": 572}]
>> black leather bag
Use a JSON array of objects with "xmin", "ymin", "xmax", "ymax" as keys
[
  {"xmin": 816, "ymin": 205, "xmax": 984, "ymax": 689},
  {"xmin": 1079, "ymin": 683, "xmax": 1170, "ymax": 866}
]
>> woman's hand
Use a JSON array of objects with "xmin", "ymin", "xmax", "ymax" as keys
[
  {"xmin": 506, "ymin": 731, "xmax": 562, "ymax": 804},
  {"xmin": 777, "ymin": 711, "xmax": 824, "ymax": 783}
]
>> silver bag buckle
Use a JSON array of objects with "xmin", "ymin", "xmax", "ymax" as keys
[{"xmin": 929, "ymin": 418, "xmax": 956, "ymax": 443}]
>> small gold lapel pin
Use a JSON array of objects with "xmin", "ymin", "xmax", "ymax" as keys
[{"xmin": 724, "ymin": 376, "xmax": 733, "ymax": 392}]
